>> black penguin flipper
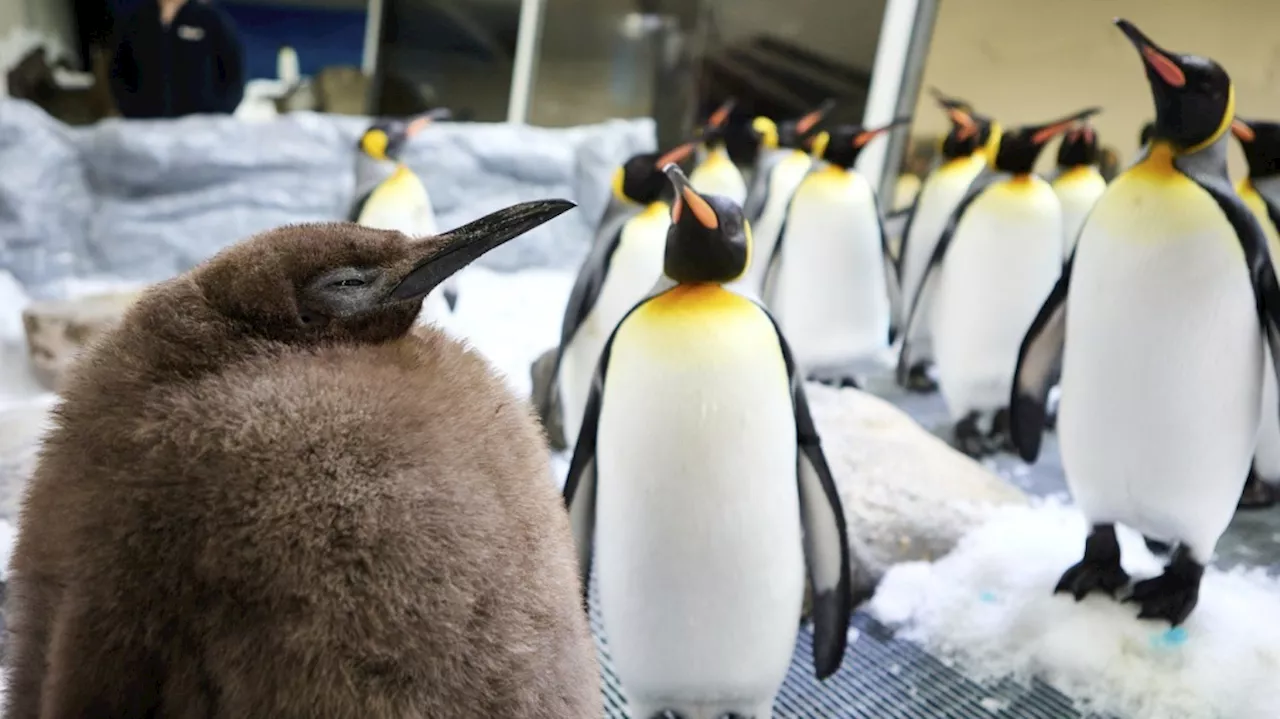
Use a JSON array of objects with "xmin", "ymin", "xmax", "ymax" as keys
[
  {"xmin": 761, "ymin": 195, "xmax": 798, "ymax": 306},
  {"xmin": 894, "ymin": 194, "xmax": 920, "ymax": 282},
  {"xmin": 895, "ymin": 175, "xmax": 995, "ymax": 384},
  {"xmin": 347, "ymin": 189, "xmax": 374, "ymax": 223},
  {"xmin": 548, "ymin": 217, "xmax": 630, "ymax": 392},
  {"xmin": 561, "ymin": 297, "xmax": 647, "ymax": 608},
  {"xmin": 742, "ymin": 155, "xmax": 776, "ymax": 225},
  {"xmin": 1010, "ymin": 254, "xmax": 1074, "ymax": 463},
  {"xmin": 1186, "ymin": 168, "xmax": 1280, "ymax": 420},
  {"xmin": 877, "ymin": 210, "xmax": 902, "ymax": 345},
  {"xmin": 756, "ymin": 303, "xmax": 853, "ymax": 679}
]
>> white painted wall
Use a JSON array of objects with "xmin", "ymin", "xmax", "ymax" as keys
[{"xmin": 909, "ymin": 0, "xmax": 1280, "ymax": 176}]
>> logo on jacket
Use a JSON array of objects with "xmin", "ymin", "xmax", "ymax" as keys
[{"xmin": 177, "ymin": 25, "xmax": 205, "ymax": 41}]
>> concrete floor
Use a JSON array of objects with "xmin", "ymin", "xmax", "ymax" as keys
[{"xmin": 859, "ymin": 367, "xmax": 1280, "ymax": 575}]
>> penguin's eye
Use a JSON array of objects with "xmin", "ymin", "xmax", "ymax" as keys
[{"xmin": 333, "ymin": 278, "xmax": 366, "ymax": 288}]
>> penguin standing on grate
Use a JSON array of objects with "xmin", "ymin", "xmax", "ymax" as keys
[
  {"xmin": 1011, "ymin": 20, "xmax": 1280, "ymax": 626},
  {"xmin": 564, "ymin": 164, "xmax": 853, "ymax": 719}
]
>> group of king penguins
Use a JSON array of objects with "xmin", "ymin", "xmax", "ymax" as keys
[{"xmin": 536, "ymin": 18, "xmax": 1280, "ymax": 714}]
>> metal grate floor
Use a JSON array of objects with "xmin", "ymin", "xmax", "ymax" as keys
[{"xmin": 589, "ymin": 586, "xmax": 1105, "ymax": 719}]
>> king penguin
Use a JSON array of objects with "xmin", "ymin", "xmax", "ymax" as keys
[
  {"xmin": 895, "ymin": 89, "xmax": 1002, "ymax": 393},
  {"xmin": 1230, "ymin": 116, "xmax": 1280, "ymax": 509},
  {"xmin": 350, "ymin": 108, "xmax": 458, "ymax": 326},
  {"xmin": 1051, "ymin": 120, "xmax": 1108, "ymax": 260},
  {"xmin": 1010, "ymin": 20, "xmax": 1280, "ymax": 626},
  {"xmin": 900, "ymin": 106, "xmax": 1099, "ymax": 457},
  {"xmin": 3, "ymin": 202, "xmax": 603, "ymax": 717},
  {"xmin": 562, "ymin": 164, "xmax": 852, "ymax": 719},
  {"xmin": 730, "ymin": 99, "xmax": 837, "ymax": 300},
  {"xmin": 762, "ymin": 119, "xmax": 910, "ymax": 387},
  {"xmin": 553, "ymin": 141, "xmax": 698, "ymax": 447},
  {"xmin": 689, "ymin": 98, "xmax": 749, "ymax": 205}
]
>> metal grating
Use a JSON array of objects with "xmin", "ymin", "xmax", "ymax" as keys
[{"xmin": 588, "ymin": 584, "xmax": 1107, "ymax": 719}]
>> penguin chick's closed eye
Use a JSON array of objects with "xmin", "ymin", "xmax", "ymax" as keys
[{"xmin": 3, "ymin": 206, "xmax": 601, "ymax": 718}]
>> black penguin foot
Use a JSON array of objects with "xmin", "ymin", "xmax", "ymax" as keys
[
  {"xmin": 903, "ymin": 362, "xmax": 937, "ymax": 393},
  {"xmin": 1125, "ymin": 546, "xmax": 1204, "ymax": 626},
  {"xmin": 809, "ymin": 372, "xmax": 861, "ymax": 390},
  {"xmin": 1238, "ymin": 467, "xmax": 1275, "ymax": 510},
  {"xmin": 986, "ymin": 408, "xmax": 1016, "ymax": 454},
  {"xmin": 1054, "ymin": 524, "xmax": 1129, "ymax": 601},
  {"xmin": 1143, "ymin": 536, "xmax": 1173, "ymax": 556},
  {"xmin": 953, "ymin": 413, "xmax": 990, "ymax": 458},
  {"xmin": 649, "ymin": 711, "xmax": 686, "ymax": 719}
]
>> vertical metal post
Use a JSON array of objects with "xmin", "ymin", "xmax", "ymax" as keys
[
  {"xmin": 507, "ymin": 0, "xmax": 547, "ymax": 124},
  {"xmin": 361, "ymin": 0, "xmax": 384, "ymax": 76},
  {"xmin": 857, "ymin": 0, "xmax": 939, "ymax": 201}
]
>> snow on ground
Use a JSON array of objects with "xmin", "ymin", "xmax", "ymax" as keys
[{"xmin": 868, "ymin": 500, "xmax": 1280, "ymax": 719}]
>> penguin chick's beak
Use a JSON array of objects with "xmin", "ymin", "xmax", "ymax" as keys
[
  {"xmin": 663, "ymin": 163, "xmax": 718, "ymax": 230},
  {"xmin": 854, "ymin": 116, "xmax": 913, "ymax": 147},
  {"xmin": 1232, "ymin": 118, "xmax": 1257, "ymax": 143},
  {"xmin": 1115, "ymin": 19, "xmax": 1186, "ymax": 89},
  {"xmin": 388, "ymin": 200, "xmax": 576, "ymax": 301},
  {"xmin": 1030, "ymin": 107, "xmax": 1102, "ymax": 145},
  {"xmin": 654, "ymin": 141, "xmax": 698, "ymax": 169}
]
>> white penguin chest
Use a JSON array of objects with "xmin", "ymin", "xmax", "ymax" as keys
[
  {"xmin": 771, "ymin": 167, "xmax": 889, "ymax": 366},
  {"xmin": 358, "ymin": 169, "xmax": 437, "ymax": 236},
  {"xmin": 1052, "ymin": 167, "xmax": 1107, "ymax": 258},
  {"xmin": 593, "ymin": 285, "xmax": 805, "ymax": 701},
  {"xmin": 690, "ymin": 147, "xmax": 748, "ymax": 204},
  {"xmin": 1059, "ymin": 162, "xmax": 1263, "ymax": 558},
  {"xmin": 930, "ymin": 177, "xmax": 1063, "ymax": 415},
  {"xmin": 734, "ymin": 152, "xmax": 812, "ymax": 296},
  {"xmin": 900, "ymin": 155, "xmax": 986, "ymax": 302}
]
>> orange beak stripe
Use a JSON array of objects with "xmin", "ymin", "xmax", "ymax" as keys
[
  {"xmin": 1031, "ymin": 120, "xmax": 1076, "ymax": 145},
  {"xmin": 655, "ymin": 142, "xmax": 696, "ymax": 169},
  {"xmin": 1143, "ymin": 46, "xmax": 1186, "ymax": 88},
  {"xmin": 796, "ymin": 108, "xmax": 825, "ymax": 134},
  {"xmin": 709, "ymin": 100, "xmax": 734, "ymax": 129},
  {"xmin": 681, "ymin": 187, "xmax": 718, "ymax": 229},
  {"xmin": 1232, "ymin": 119, "xmax": 1256, "ymax": 142}
]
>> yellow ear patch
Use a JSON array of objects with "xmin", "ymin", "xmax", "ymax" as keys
[
  {"xmin": 810, "ymin": 131, "xmax": 831, "ymax": 160},
  {"xmin": 361, "ymin": 129, "xmax": 389, "ymax": 161},
  {"xmin": 611, "ymin": 166, "xmax": 630, "ymax": 203}
]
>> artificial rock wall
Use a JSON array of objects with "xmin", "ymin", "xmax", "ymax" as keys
[{"xmin": 0, "ymin": 98, "xmax": 654, "ymax": 298}]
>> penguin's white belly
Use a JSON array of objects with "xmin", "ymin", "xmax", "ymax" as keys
[
  {"xmin": 690, "ymin": 159, "xmax": 748, "ymax": 205},
  {"xmin": 356, "ymin": 185, "xmax": 454, "ymax": 325},
  {"xmin": 771, "ymin": 171, "xmax": 889, "ymax": 369},
  {"xmin": 932, "ymin": 179, "xmax": 1062, "ymax": 418},
  {"xmin": 900, "ymin": 158, "xmax": 985, "ymax": 329},
  {"xmin": 1059, "ymin": 176, "xmax": 1262, "ymax": 562},
  {"xmin": 732, "ymin": 154, "xmax": 811, "ymax": 297},
  {"xmin": 595, "ymin": 288, "xmax": 803, "ymax": 709},
  {"xmin": 1053, "ymin": 170, "xmax": 1107, "ymax": 259},
  {"xmin": 558, "ymin": 217, "xmax": 668, "ymax": 444}
]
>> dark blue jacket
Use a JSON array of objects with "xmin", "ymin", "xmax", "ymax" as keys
[{"xmin": 110, "ymin": 0, "xmax": 245, "ymax": 118}]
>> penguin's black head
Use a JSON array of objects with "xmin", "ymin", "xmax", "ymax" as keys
[
  {"xmin": 661, "ymin": 163, "xmax": 750, "ymax": 284},
  {"xmin": 1139, "ymin": 120, "xmax": 1155, "ymax": 147},
  {"xmin": 813, "ymin": 117, "xmax": 913, "ymax": 170},
  {"xmin": 1056, "ymin": 122, "xmax": 1101, "ymax": 168},
  {"xmin": 696, "ymin": 98, "xmax": 737, "ymax": 147},
  {"xmin": 613, "ymin": 142, "xmax": 698, "ymax": 206},
  {"xmin": 993, "ymin": 107, "xmax": 1101, "ymax": 175},
  {"xmin": 758, "ymin": 99, "xmax": 837, "ymax": 151},
  {"xmin": 1231, "ymin": 118, "xmax": 1280, "ymax": 180},
  {"xmin": 195, "ymin": 200, "xmax": 575, "ymax": 345},
  {"xmin": 358, "ymin": 107, "xmax": 452, "ymax": 162},
  {"xmin": 1116, "ymin": 19, "xmax": 1233, "ymax": 154}
]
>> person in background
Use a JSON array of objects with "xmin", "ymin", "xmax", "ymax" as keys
[{"xmin": 110, "ymin": 0, "xmax": 245, "ymax": 118}]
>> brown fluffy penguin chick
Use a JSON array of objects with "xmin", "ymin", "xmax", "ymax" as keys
[{"xmin": 3, "ymin": 200, "xmax": 602, "ymax": 719}]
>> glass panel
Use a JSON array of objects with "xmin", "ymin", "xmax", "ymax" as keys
[{"xmin": 373, "ymin": 0, "xmax": 520, "ymax": 120}]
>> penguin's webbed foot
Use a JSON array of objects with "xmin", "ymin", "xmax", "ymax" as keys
[
  {"xmin": 809, "ymin": 372, "xmax": 861, "ymax": 390},
  {"xmin": 1054, "ymin": 524, "xmax": 1129, "ymax": 601},
  {"xmin": 1238, "ymin": 467, "xmax": 1276, "ymax": 510},
  {"xmin": 903, "ymin": 362, "xmax": 937, "ymax": 393},
  {"xmin": 952, "ymin": 413, "xmax": 989, "ymax": 458},
  {"xmin": 1125, "ymin": 546, "xmax": 1204, "ymax": 626}
]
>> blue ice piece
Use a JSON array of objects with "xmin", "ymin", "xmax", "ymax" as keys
[
  {"xmin": 978, "ymin": 591, "xmax": 998, "ymax": 604},
  {"xmin": 1150, "ymin": 626, "xmax": 1189, "ymax": 648}
]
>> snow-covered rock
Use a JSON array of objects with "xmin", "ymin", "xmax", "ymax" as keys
[
  {"xmin": 804, "ymin": 383, "xmax": 1029, "ymax": 597},
  {"xmin": 868, "ymin": 502, "xmax": 1280, "ymax": 719},
  {"xmin": 21, "ymin": 288, "xmax": 143, "ymax": 391}
]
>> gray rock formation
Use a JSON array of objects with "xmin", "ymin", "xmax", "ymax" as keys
[{"xmin": 0, "ymin": 98, "xmax": 654, "ymax": 297}]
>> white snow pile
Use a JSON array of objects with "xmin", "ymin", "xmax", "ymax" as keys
[{"xmin": 868, "ymin": 501, "xmax": 1280, "ymax": 719}]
